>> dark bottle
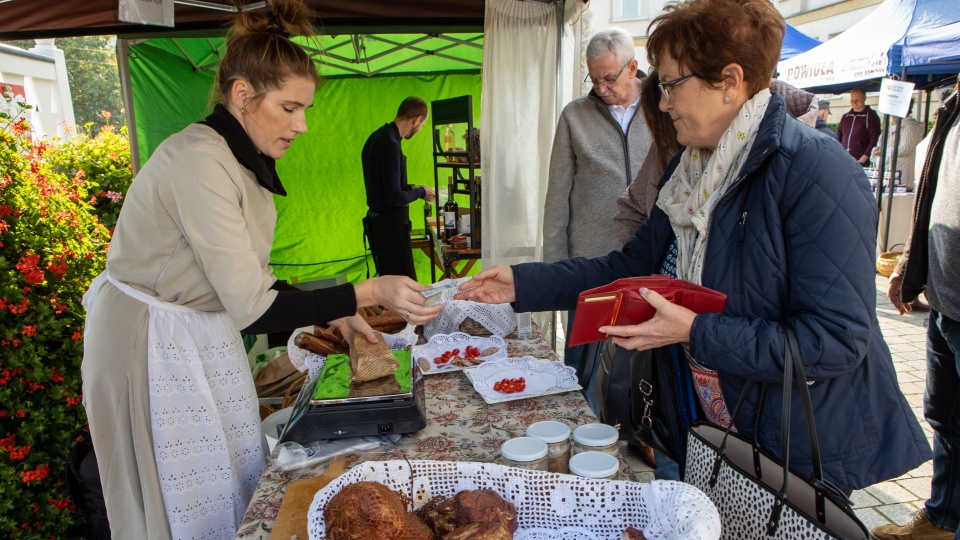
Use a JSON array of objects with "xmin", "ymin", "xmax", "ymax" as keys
[
  {"xmin": 473, "ymin": 178, "xmax": 482, "ymax": 248},
  {"xmin": 443, "ymin": 176, "xmax": 459, "ymax": 242}
]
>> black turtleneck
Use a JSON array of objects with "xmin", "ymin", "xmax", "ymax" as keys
[
  {"xmin": 201, "ymin": 104, "xmax": 287, "ymax": 196},
  {"xmin": 197, "ymin": 104, "xmax": 358, "ymax": 333}
]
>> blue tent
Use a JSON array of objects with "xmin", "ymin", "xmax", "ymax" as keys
[
  {"xmin": 901, "ymin": 0, "xmax": 960, "ymax": 76},
  {"xmin": 781, "ymin": 24, "xmax": 821, "ymax": 62},
  {"xmin": 779, "ymin": 0, "xmax": 960, "ymax": 93}
]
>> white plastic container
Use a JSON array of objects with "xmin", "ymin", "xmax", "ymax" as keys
[
  {"xmin": 516, "ymin": 312, "xmax": 532, "ymax": 340},
  {"xmin": 262, "ymin": 407, "xmax": 293, "ymax": 452},
  {"xmin": 499, "ymin": 436, "xmax": 548, "ymax": 471},
  {"xmin": 569, "ymin": 450, "xmax": 621, "ymax": 480},
  {"xmin": 572, "ymin": 423, "xmax": 620, "ymax": 458},
  {"xmin": 526, "ymin": 421, "xmax": 571, "ymax": 474}
]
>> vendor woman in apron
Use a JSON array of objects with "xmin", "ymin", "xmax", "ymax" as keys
[{"xmin": 80, "ymin": 1, "xmax": 441, "ymax": 538}]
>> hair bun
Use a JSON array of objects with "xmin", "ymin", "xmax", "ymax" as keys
[{"xmin": 231, "ymin": 0, "xmax": 315, "ymax": 39}]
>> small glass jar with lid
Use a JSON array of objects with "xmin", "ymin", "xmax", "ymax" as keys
[
  {"xmin": 569, "ymin": 451, "xmax": 621, "ymax": 480},
  {"xmin": 499, "ymin": 437, "xmax": 549, "ymax": 471},
  {"xmin": 572, "ymin": 423, "xmax": 620, "ymax": 458},
  {"xmin": 526, "ymin": 420, "xmax": 571, "ymax": 474}
]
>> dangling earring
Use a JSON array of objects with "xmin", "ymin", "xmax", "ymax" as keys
[{"xmin": 723, "ymin": 95, "xmax": 731, "ymax": 103}]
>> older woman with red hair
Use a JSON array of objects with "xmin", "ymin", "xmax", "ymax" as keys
[{"xmin": 458, "ymin": 0, "xmax": 930, "ymax": 494}]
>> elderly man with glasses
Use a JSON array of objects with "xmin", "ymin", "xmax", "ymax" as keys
[{"xmin": 542, "ymin": 27, "xmax": 653, "ymax": 414}]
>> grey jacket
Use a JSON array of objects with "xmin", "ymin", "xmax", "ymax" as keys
[{"xmin": 542, "ymin": 85, "xmax": 652, "ymax": 262}]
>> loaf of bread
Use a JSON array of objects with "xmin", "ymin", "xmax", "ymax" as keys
[
  {"xmin": 294, "ymin": 307, "xmax": 406, "ymax": 358},
  {"xmin": 365, "ymin": 309, "xmax": 406, "ymax": 332},
  {"xmin": 294, "ymin": 332, "xmax": 337, "ymax": 356},
  {"xmin": 313, "ymin": 325, "xmax": 348, "ymax": 349}
]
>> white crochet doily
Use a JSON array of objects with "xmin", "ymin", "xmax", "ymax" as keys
[
  {"xmin": 412, "ymin": 332, "xmax": 508, "ymax": 375},
  {"xmin": 422, "ymin": 277, "xmax": 517, "ymax": 338},
  {"xmin": 307, "ymin": 460, "xmax": 720, "ymax": 540},
  {"xmin": 286, "ymin": 325, "xmax": 419, "ymax": 377},
  {"xmin": 469, "ymin": 357, "xmax": 578, "ymax": 401}
]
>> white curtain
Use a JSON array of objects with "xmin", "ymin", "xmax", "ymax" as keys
[{"xmin": 480, "ymin": 0, "xmax": 585, "ymax": 268}]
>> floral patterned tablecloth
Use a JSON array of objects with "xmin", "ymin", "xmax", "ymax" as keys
[{"xmin": 234, "ymin": 331, "xmax": 608, "ymax": 539}]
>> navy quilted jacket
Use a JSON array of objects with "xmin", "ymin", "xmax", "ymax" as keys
[{"xmin": 515, "ymin": 93, "xmax": 931, "ymax": 491}]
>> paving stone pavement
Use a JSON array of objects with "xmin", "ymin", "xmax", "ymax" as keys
[{"xmin": 565, "ymin": 273, "xmax": 934, "ymax": 528}]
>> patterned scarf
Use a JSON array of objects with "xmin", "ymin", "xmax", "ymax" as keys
[{"xmin": 657, "ymin": 89, "xmax": 772, "ymax": 284}]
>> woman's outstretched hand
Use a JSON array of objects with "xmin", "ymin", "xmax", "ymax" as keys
[
  {"xmin": 599, "ymin": 288, "xmax": 696, "ymax": 351},
  {"xmin": 453, "ymin": 265, "xmax": 516, "ymax": 304},
  {"xmin": 354, "ymin": 275, "xmax": 443, "ymax": 325}
]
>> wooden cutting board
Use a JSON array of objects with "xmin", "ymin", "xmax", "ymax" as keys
[{"xmin": 270, "ymin": 457, "xmax": 347, "ymax": 540}]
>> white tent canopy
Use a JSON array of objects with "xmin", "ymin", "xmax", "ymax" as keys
[
  {"xmin": 779, "ymin": 0, "xmax": 911, "ymax": 91},
  {"xmin": 779, "ymin": 0, "xmax": 960, "ymax": 93}
]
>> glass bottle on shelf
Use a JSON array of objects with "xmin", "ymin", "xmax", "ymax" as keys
[
  {"xmin": 443, "ymin": 176, "xmax": 459, "ymax": 242},
  {"xmin": 423, "ymin": 201, "xmax": 432, "ymax": 239},
  {"xmin": 444, "ymin": 124, "xmax": 455, "ymax": 152},
  {"xmin": 473, "ymin": 177, "xmax": 481, "ymax": 248}
]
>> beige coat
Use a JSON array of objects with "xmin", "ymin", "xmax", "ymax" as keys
[
  {"xmin": 82, "ymin": 123, "xmax": 280, "ymax": 539},
  {"xmin": 879, "ymin": 116, "xmax": 926, "ymax": 190}
]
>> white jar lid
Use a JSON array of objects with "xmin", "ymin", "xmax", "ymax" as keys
[
  {"xmin": 569, "ymin": 451, "xmax": 620, "ymax": 479},
  {"xmin": 573, "ymin": 423, "xmax": 619, "ymax": 447},
  {"xmin": 526, "ymin": 421, "xmax": 571, "ymax": 444},
  {"xmin": 501, "ymin": 437, "xmax": 548, "ymax": 462}
]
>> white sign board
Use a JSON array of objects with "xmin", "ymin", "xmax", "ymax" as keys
[
  {"xmin": 877, "ymin": 78, "xmax": 916, "ymax": 118},
  {"xmin": 119, "ymin": 0, "xmax": 175, "ymax": 27}
]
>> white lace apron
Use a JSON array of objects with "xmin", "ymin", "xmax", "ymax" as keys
[{"xmin": 85, "ymin": 272, "xmax": 267, "ymax": 539}]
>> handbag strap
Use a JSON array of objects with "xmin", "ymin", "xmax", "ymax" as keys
[
  {"xmin": 784, "ymin": 325, "xmax": 824, "ymax": 482},
  {"xmin": 709, "ymin": 324, "xmax": 833, "ymax": 534}
]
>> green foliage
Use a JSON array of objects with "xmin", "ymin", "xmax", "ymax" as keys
[
  {"xmin": 0, "ymin": 116, "xmax": 116, "ymax": 538},
  {"xmin": 46, "ymin": 125, "xmax": 133, "ymax": 232},
  {"xmin": 60, "ymin": 36, "xmax": 126, "ymax": 133},
  {"xmin": 2, "ymin": 36, "xmax": 125, "ymax": 132}
]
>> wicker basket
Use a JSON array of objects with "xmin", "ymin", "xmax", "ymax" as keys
[
  {"xmin": 307, "ymin": 460, "xmax": 721, "ymax": 540},
  {"xmin": 877, "ymin": 250, "xmax": 903, "ymax": 277}
]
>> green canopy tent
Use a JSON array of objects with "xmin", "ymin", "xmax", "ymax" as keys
[
  {"xmin": 120, "ymin": 32, "xmax": 483, "ymax": 285},
  {"xmin": 1, "ymin": 0, "xmax": 583, "ymax": 294}
]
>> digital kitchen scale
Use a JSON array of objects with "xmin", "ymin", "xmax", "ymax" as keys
[{"xmin": 277, "ymin": 351, "xmax": 426, "ymax": 444}]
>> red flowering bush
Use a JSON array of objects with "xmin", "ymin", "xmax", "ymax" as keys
[
  {"xmin": 0, "ymin": 116, "xmax": 114, "ymax": 537},
  {"xmin": 45, "ymin": 123, "xmax": 133, "ymax": 232}
]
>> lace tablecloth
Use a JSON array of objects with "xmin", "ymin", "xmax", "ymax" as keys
[{"xmin": 235, "ymin": 329, "xmax": 619, "ymax": 539}]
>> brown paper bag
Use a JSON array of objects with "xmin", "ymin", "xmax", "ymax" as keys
[
  {"xmin": 348, "ymin": 331, "xmax": 398, "ymax": 383},
  {"xmin": 254, "ymin": 353, "xmax": 297, "ymax": 387},
  {"xmin": 348, "ymin": 375, "xmax": 402, "ymax": 398}
]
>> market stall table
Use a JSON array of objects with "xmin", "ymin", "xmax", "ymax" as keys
[
  {"xmin": 235, "ymin": 330, "xmax": 621, "ymax": 539},
  {"xmin": 877, "ymin": 192, "xmax": 915, "ymax": 254}
]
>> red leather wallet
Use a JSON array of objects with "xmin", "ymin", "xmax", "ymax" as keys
[{"xmin": 567, "ymin": 276, "xmax": 727, "ymax": 347}]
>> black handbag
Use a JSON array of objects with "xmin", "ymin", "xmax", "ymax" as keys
[
  {"xmin": 684, "ymin": 325, "xmax": 869, "ymax": 539},
  {"xmin": 595, "ymin": 341, "xmax": 676, "ymax": 460}
]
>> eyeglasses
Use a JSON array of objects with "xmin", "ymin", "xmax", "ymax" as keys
[
  {"xmin": 584, "ymin": 61, "xmax": 629, "ymax": 89},
  {"xmin": 659, "ymin": 73, "xmax": 697, "ymax": 102}
]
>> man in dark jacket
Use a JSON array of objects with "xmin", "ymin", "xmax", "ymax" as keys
[
  {"xmin": 876, "ymin": 82, "xmax": 960, "ymax": 540},
  {"xmin": 815, "ymin": 99, "xmax": 838, "ymax": 139},
  {"xmin": 837, "ymin": 87, "xmax": 881, "ymax": 166},
  {"xmin": 361, "ymin": 96, "xmax": 436, "ymax": 280}
]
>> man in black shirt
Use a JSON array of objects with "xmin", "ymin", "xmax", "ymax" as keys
[{"xmin": 361, "ymin": 96, "xmax": 436, "ymax": 280}]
